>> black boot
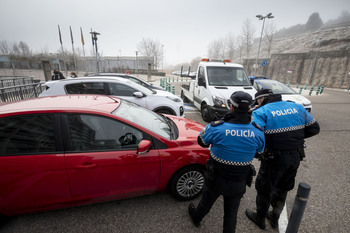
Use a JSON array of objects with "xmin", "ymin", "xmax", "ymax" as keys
[
  {"xmin": 245, "ymin": 209, "xmax": 266, "ymax": 230},
  {"xmin": 188, "ymin": 203, "xmax": 200, "ymax": 228},
  {"xmin": 267, "ymin": 211, "xmax": 279, "ymax": 229}
]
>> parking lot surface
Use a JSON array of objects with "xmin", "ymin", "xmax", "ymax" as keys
[{"xmin": 1, "ymin": 84, "xmax": 350, "ymax": 233}]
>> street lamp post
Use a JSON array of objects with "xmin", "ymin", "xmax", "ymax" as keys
[
  {"xmin": 90, "ymin": 31, "xmax": 101, "ymax": 73},
  {"xmin": 135, "ymin": 51, "xmax": 138, "ymax": 76},
  {"xmin": 254, "ymin": 13, "xmax": 274, "ymax": 76},
  {"xmin": 162, "ymin": 45, "xmax": 164, "ymax": 72}
]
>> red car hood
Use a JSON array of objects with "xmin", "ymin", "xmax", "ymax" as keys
[{"xmin": 167, "ymin": 115, "xmax": 205, "ymax": 147}]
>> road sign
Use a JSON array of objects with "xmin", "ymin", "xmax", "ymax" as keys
[{"xmin": 261, "ymin": 60, "xmax": 268, "ymax": 67}]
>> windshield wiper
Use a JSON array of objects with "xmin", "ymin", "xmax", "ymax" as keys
[{"xmin": 159, "ymin": 114, "xmax": 175, "ymax": 139}]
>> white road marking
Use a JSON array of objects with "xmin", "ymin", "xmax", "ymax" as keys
[
  {"xmin": 184, "ymin": 103, "xmax": 198, "ymax": 111},
  {"xmin": 279, "ymin": 203, "xmax": 288, "ymax": 233}
]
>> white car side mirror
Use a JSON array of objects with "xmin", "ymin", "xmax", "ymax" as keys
[{"xmin": 133, "ymin": 92, "xmax": 144, "ymax": 98}]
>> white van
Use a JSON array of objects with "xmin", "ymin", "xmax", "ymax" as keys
[{"xmin": 181, "ymin": 58, "xmax": 256, "ymax": 122}]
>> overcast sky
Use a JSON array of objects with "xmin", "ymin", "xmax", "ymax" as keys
[{"xmin": 1, "ymin": 0, "xmax": 349, "ymax": 66}]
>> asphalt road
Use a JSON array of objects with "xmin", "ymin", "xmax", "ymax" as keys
[{"xmin": 1, "ymin": 87, "xmax": 350, "ymax": 233}]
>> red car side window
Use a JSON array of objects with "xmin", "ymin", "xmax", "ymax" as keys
[
  {"xmin": 66, "ymin": 114, "xmax": 143, "ymax": 152},
  {"xmin": 0, "ymin": 114, "xmax": 56, "ymax": 155}
]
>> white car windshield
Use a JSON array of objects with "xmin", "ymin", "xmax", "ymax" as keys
[
  {"xmin": 123, "ymin": 80, "xmax": 154, "ymax": 95},
  {"xmin": 207, "ymin": 67, "xmax": 251, "ymax": 86},
  {"xmin": 113, "ymin": 100, "xmax": 171, "ymax": 139},
  {"xmin": 259, "ymin": 80, "xmax": 296, "ymax": 95}
]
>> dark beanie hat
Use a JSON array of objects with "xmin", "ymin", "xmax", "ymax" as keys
[
  {"xmin": 255, "ymin": 89, "xmax": 273, "ymax": 99},
  {"xmin": 229, "ymin": 91, "xmax": 253, "ymax": 111}
]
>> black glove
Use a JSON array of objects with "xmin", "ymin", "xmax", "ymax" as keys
[
  {"xmin": 247, "ymin": 165, "xmax": 256, "ymax": 187},
  {"xmin": 254, "ymin": 152, "xmax": 263, "ymax": 160}
]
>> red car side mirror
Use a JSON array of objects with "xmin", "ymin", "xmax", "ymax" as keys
[{"xmin": 137, "ymin": 140, "xmax": 151, "ymax": 154}]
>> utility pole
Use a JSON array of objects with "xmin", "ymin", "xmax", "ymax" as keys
[{"xmin": 90, "ymin": 31, "xmax": 101, "ymax": 73}]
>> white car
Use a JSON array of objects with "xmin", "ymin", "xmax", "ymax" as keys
[
  {"xmin": 251, "ymin": 78, "xmax": 312, "ymax": 112},
  {"xmin": 87, "ymin": 73, "xmax": 165, "ymax": 91},
  {"xmin": 40, "ymin": 77, "xmax": 185, "ymax": 117}
]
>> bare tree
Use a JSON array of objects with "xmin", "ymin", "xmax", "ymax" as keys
[
  {"xmin": 264, "ymin": 21, "xmax": 278, "ymax": 57},
  {"xmin": 237, "ymin": 35, "xmax": 245, "ymax": 64},
  {"xmin": 137, "ymin": 38, "xmax": 163, "ymax": 70},
  {"xmin": 190, "ymin": 57, "xmax": 201, "ymax": 71},
  {"xmin": 12, "ymin": 43, "xmax": 20, "ymax": 56},
  {"xmin": 18, "ymin": 41, "xmax": 32, "ymax": 56},
  {"xmin": 39, "ymin": 45, "xmax": 50, "ymax": 55},
  {"xmin": 207, "ymin": 38, "xmax": 224, "ymax": 59},
  {"xmin": 240, "ymin": 18, "xmax": 256, "ymax": 67},
  {"xmin": 224, "ymin": 33, "xmax": 236, "ymax": 61},
  {"xmin": 0, "ymin": 40, "xmax": 11, "ymax": 55}
]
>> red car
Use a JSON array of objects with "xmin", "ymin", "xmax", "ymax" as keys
[{"xmin": 0, "ymin": 95, "xmax": 209, "ymax": 217}]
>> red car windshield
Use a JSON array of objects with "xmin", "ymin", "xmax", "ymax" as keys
[{"xmin": 113, "ymin": 100, "xmax": 172, "ymax": 139}]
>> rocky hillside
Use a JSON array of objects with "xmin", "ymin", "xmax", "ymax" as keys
[
  {"xmin": 255, "ymin": 26, "xmax": 350, "ymax": 58},
  {"xmin": 253, "ymin": 11, "xmax": 350, "ymax": 59}
]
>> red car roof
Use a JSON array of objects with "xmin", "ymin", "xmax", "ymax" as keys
[{"xmin": 0, "ymin": 95, "xmax": 121, "ymax": 116}]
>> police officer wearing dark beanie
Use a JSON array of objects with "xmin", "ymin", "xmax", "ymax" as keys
[
  {"xmin": 246, "ymin": 88, "xmax": 320, "ymax": 230},
  {"xmin": 188, "ymin": 91, "xmax": 265, "ymax": 233}
]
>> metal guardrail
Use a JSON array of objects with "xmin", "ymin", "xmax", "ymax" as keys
[
  {"xmin": 0, "ymin": 76, "xmax": 36, "ymax": 88},
  {"xmin": 0, "ymin": 76, "xmax": 44, "ymax": 102}
]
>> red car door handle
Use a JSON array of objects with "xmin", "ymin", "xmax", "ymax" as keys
[{"xmin": 75, "ymin": 163, "xmax": 97, "ymax": 169}]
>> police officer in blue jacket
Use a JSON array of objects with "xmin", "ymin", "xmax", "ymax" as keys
[
  {"xmin": 188, "ymin": 91, "xmax": 265, "ymax": 233},
  {"xmin": 246, "ymin": 89, "xmax": 320, "ymax": 230}
]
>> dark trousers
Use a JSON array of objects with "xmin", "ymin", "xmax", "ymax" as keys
[
  {"xmin": 255, "ymin": 151, "xmax": 300, "ymax": 218},
  {"xmin": 193, "ymin": 183, "xmax": 242, "ymax": 233}
]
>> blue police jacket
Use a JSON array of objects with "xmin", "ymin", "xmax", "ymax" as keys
[
  {"xmin": 199, "ymin": 121, "xmax": 265, "ymax": 165},
  {"xmin": 251, "ymin": 95, "xmax": 319, "ymax": 151}
]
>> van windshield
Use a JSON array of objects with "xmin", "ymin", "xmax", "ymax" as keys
[{"xmin": 206, "ymin": 67, "xmax": 251, "ymax": 86}]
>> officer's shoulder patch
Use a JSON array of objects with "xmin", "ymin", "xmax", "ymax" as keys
[
  {"xmin": 252, "ymin": 122, "xmax": 263, "ymax": 131},
  {"xmin": 211, "ymin": 120, "xmax": 224, "ymax": 127}
]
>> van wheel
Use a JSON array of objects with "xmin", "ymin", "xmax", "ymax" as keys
[
  {"xmin": 201, "ymin": 104, "xmax": 212, "ymax": 122},
  {"xmin": 170, "ymin": 166, "xmax": 205, "ymax": 201},
  {"xmin": 181, "ymin": 91, "xmax": 189, "ymax": 103}
]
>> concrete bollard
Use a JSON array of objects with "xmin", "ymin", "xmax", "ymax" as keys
[
  {"xmin": 320, "ymin": 86, "xmax": 325, "ymax": 94},
  {"xmin": 286, "ymin": 182, "xmax": 311, "ymax": 233},
  {"xmin": 316, "ymin": 86, "xmax": 321, "ymax": 95},
  {"xmin": 166, "ymin": 82, "xmax": 170, "ymax": 92},
  {"xmin": 309, "ymin": 85, "xmax": 314, "ymax": 96}
]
